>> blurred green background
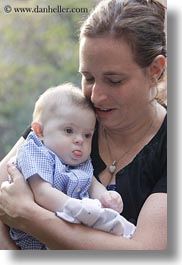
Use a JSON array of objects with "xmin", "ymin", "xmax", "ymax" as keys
[{"xmin": 0, "ymin": 0, "xmax": 95, "ymax": 160}]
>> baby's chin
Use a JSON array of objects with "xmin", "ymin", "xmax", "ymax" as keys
[
  {"xmin": 69, "ymin": 159, "xmax": 86, "ymax": 167},
  {"xmin": 65, "ymin": 157, "xmax": 87, "ymax": 167}
]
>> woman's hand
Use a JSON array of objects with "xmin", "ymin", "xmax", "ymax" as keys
[{"xmin": 0, "ymin": 164, "xmax": 34, "ymax": 227}]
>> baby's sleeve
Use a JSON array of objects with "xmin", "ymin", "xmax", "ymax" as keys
[{"xmin": 16, "ymin": 141, "xmax": 54, "ymax": 185}]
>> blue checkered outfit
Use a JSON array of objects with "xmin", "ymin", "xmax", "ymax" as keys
[{"xmin": 9, "ymin": 132, "xmax": 93, "ymax": 249}]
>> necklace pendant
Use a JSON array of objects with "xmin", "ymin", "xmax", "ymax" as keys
[{"xmin": 108, "ymin": 161, "xmax": 116, "ymax": 174}]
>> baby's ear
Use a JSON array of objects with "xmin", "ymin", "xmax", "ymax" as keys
[{"xmin": 31, "ymin": 122, "xmax": 43, "ymax": 137}]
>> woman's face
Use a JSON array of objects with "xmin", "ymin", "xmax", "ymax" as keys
[{"xmin": 79, "ymin": 37, "xmax": 153, "ymax": 130}]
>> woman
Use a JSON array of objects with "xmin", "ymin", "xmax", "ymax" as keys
[{"xmin": 0, "ymin": 0, "xmax": 167, "ymax": 250}]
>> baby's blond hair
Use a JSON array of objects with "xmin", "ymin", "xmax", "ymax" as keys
[{"xmin": 32, "ymin": 83, "xmax": 94, "ymax": 125}]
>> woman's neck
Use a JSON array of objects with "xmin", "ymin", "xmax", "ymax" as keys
[{"xmin": 101, "ymin": 102, "xmax": 166, "ymax": 147}]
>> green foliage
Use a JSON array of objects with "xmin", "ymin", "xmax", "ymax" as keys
[{"xmin": 0, "ymin": 0, "xmax": 95, "ymax": 159}]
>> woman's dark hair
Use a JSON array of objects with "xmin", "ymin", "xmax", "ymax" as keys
[{"xmin": 80, "ymin": 0, "xmax": 166, "ymax": 77}]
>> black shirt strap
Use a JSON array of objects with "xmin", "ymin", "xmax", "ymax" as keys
[{"xmin": 22, "ymin": 125, "xmax": 32, "ymax": 139}]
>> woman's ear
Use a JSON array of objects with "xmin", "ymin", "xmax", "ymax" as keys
[
  {"xmin": 149, "ymin": 55, "xmax": 166, "ymax": 81},
  {"xmin": 31, "ymin": 122, "xmax": 43, "ymax": 137}
]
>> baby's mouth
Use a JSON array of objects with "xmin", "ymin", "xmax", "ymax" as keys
[{"xmin": 72, "ymin": 150, "xmax": 83, "ymax": 158}]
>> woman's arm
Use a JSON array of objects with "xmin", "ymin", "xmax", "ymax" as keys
[
  {"xmin": 0, "ymin": 137, "xmax": 25, "ymax": 250},
  {"xmin": 0, "ymin": 137, "xmax": 25, "ymax": 185},
  {"xmin": 0, "ymin": 221, "xmax": 19, "ymax": 249},
  {"xmin": 0, "ymin": 165, "xmax": 167, "ymax": 250}
]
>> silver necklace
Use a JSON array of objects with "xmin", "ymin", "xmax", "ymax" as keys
[{"xmin": 103, "ymin": 109, "xmax": 157, "ymax": 175}]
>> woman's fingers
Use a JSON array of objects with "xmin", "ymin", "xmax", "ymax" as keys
[
  {"xmin": 0, "ymin": 181, "xmax": 11, "ymax": 189},
  {"xmin": 7, "ymin": 163, "xmax": 22, "ymax": 183},
  {"xmin": 0, "ymin": 164, "xmax": 34, "ymax": 219}
]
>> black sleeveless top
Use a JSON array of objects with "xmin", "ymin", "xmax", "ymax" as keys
[{"xmin": 91, "ymin": 115, "xmax": 167, "ymax": 225}]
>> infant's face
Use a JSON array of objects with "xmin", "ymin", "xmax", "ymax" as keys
[{"xmin": 42, "ymin": 105, "xmax": 96, "ymax": 166}]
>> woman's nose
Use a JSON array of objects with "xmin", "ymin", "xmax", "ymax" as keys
[{"xmin": 91, "ymin": 83, "xmax": 107, "ymax": 105}]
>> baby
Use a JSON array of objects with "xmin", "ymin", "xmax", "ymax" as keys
[{"xmin": 9, "ymin": 83, "xmax": 134, "ymax": 249}]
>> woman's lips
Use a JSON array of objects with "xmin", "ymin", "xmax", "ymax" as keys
[{"xmin": 95, "ymin": 108, "xmax": 114, "ymax": 116}]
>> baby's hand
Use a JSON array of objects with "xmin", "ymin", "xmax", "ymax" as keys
[{"xmin": 99, "ymin": 190, "xmax": 123, "ymax": 213}]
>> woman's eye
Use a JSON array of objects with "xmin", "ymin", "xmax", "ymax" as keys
[
  {"xmin": 83, "ymin": 76, "xmax": 94, "ymax": 83},
  {"xmin": 109, "ymin": 79, "xmax": 122, "ymax": 84},
  {"xmin": 86, "ymin": 79, "xmax": 94, "ymax": 83},
  {"xmin": 65, "ymin": 128, "xmax": 73, "ymax": 134}
]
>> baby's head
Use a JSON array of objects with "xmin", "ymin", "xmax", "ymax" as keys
[
  {"xmin": 32, "ymin": 83, "xmax": 96, "ymax": 166},
  {"xmin": 32, "ymin": 83, "xmax": 95, "ymax": 125}
]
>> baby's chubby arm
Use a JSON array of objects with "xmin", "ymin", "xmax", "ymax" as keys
[
  {"xmin": 88, "ymin": 177, "xmax": 123, "ymax": 213},
  {"xmin": 28, "ymin": 175, "xmax": 69, "ymax": 212}
]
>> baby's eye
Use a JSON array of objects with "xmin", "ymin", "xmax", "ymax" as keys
[
  {"xmin": 64, "ymin": 128, "xmax": 73, "ymax": 134},
  {"xmin": 84, "ymin": 133, "xmax": 92, "ymax": 139}
]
